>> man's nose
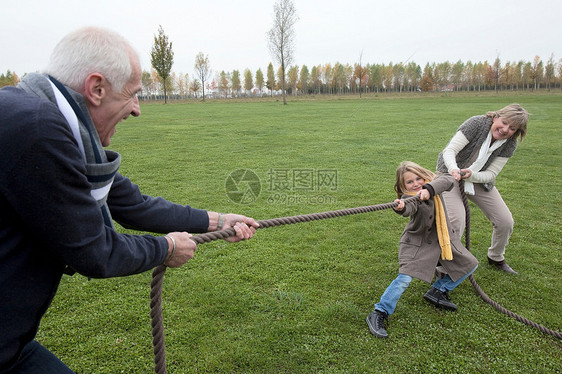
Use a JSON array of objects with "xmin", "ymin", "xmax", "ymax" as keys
[{"xmin": 131, "ymin": 96, "xmax": 141, "ymax": 117}]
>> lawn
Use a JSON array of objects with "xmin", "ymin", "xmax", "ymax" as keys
[{"xmin": 37, "ymin": 92, "xmax": 561, "ymax": 373}]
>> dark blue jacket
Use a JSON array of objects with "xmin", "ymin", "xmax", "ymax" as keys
[{"xmin": 0, "ymin": 86, "xmax": 209, "ymax": 370}]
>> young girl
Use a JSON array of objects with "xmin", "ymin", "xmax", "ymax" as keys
[{"xmin": 366, "ymin": 161, "xmax": 478, "ymax": 338}]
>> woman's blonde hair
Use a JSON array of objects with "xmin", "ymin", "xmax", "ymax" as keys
[
  {"xmin": 394, "ymin": 161, "xmax": 435, "ymax": 198},
  {"xmin": 486, "ymin": 103, "xmax": 529, "ymax": 141}
]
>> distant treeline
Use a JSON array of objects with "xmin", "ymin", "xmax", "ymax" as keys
[
  {"xmin": 140, "ymin": 56, "xmax": 562, "ymax": 99},
  {"xmin": 3, "ymin": 56, "xmax": 561, "ymax": 99}
]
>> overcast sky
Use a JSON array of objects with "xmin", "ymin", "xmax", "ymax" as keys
[{"xmin": 2, "ymin": 0, "xmax": 561, "ymax": 78}]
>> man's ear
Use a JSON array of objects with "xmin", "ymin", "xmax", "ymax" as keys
[{"xmin": 82, "ymin": 73, "xmax": 106, "ymax": 107}]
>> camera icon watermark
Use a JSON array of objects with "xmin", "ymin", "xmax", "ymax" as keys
[
  {"xmin": 225, "ymin": 169, "xmax": 261, "ymax": 204},
  {"xmin": 225, "ymin": 168, "xmax": 338, "ymax": 205}
]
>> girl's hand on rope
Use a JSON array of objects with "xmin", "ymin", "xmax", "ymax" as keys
[
  {"xmin": 163, "ymin": 232, "xmax": 197, "ymax": 268},
  {"xmin": 221, "ymin": 214, "xmax": 259, "ymax": 242},
  {"xmin": 416, "ymin": 189, "xmax": 430, "ymax": 201},
  {"xmin": 393, "ymin": 199, "xmax": 405, "ymax": 211}
]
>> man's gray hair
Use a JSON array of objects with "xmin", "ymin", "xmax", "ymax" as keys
[{"xmin": 44, "ymin": 26, "xmax": 138, "ymax": 93}]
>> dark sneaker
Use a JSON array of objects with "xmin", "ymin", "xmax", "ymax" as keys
[
  {"xmin": 423, "ymin": 287, "xmax": 458, "ymax": 311},
  {"xmin": 366, "ymin": 310, "xmax": 388, "ymax": 338},
  {"xmin": 488, "ymin": 257, "xmax": 518, "ymax": 274}
]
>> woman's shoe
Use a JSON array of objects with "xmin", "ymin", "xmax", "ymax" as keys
[{"xmin": 487, "ymin": 257, "xmax": 518, "ymax": 274}]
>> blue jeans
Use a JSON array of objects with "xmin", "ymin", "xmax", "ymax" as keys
[
  {"xmin": 432, "ymin": 265, "xmax": 478, "ymax": 293},
  {"xmin": 374, "ymin": 273, "xmax": 413, "ymax": 316},
  {"xmin": 374, "ymin": 265, "xmax": 478, "ymax": 316},
  {"xmin": 1, "ymin": 341, "xmax": 74, "ymax": 374}
]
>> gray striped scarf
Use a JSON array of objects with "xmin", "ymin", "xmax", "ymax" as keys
[{"xmin": 19, "ymin": 74, "xmax": 121, "ymax": 228}]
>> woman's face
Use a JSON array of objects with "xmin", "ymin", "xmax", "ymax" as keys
[
  {"xmin": 403, "ymin": 171, "xmax": 425, "ymax": 194},
  {"xmin": 491, "ymin": 116, "xmax": 518, "ymax": 141}
]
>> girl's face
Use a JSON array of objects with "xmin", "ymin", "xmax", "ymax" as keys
[
  {"xmin": 491, "ymin": 116, "xmax": 518, "ymax": 141},
  {"xmin": 403, "ymin": 171, "xmax": 425, "ymax": 193}
]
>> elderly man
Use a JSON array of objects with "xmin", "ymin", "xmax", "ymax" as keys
[{"xmin": 0, "ymin": 27, "xmax": 257, "ymax": 373}]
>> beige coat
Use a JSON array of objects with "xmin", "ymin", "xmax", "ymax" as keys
[{"xmin": 397, "ymin": 174, "xmax": 478, "ymax": 283}]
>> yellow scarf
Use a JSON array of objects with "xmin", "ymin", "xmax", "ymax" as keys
[
  {"xmin": 434, "ymin": 195, "xmax": 453, "ymax": 260},
  {"xmin": 406, "ymin": 188, "xmax": 453, "ymax": 261}
]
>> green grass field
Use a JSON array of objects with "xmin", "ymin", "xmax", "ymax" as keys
[{"xmin": 37, "ymin": 93, "xmax": 561, "ymax": 373}]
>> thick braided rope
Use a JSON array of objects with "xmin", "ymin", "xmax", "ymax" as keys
[
  {"xmin": 458, "ymin": 180, "xmax": 562, "ymax": 339},
  {"xmin": 150, "ymin": 192, "xmax": 561, "ymax": 373},
  {"xmin": 149, "ymin": 265, "xmax": 167, "ymax": 374},
  {"xmin": 149, "ymin": 197, "xmax": 415, "ymax": 373}
]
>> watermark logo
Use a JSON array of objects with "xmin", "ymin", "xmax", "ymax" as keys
[
  {"xmin": 267, "ymin": 168, "xmax": 338, "ymax": 192},
  {"xmin": 266, "ymin": 168, "xmax": 338, "ymax": 204},
  {"xmin": 225, "ymin": 168, "xmax": 338, "ymax": 205},
  {"xmin": 225, "ymin": 169, "xmax": 261, "ymax": 204}
]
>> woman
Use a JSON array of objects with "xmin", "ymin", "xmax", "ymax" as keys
[{"xmin": 436, "ymin": 104, "xmax": 529, "ymax": 274}]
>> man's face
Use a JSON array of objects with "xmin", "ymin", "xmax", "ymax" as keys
[{"xmin": 91, "ymin": 61, "xmax": 142, "ymax": 146}]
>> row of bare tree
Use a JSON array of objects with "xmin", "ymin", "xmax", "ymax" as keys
[
  {"xmin": 2, "ymin": 0, "xmax": 559, "ymax": 100},
  {"xmin": 137, "ymin": 54, "xmax": 562, "ymax": 100},
  {"xmin": 143, "ymin": 0, "xmax": 561, "ymax": 101},
  {"xmin": 3, "ymin": 55, "xmax": 558, "ymax": 96},
  {"xmin": 3, "ymin": 54, "xmax": 560, "ymax": 98}
]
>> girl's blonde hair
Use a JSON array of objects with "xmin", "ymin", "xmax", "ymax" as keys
[
  {"xmin": 486, "ymin": 103, "xmax": 529, "ymax": 141},
  {"xmin": 394, "ymin": 161, "xmax": 436, "ymax": 198}
]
